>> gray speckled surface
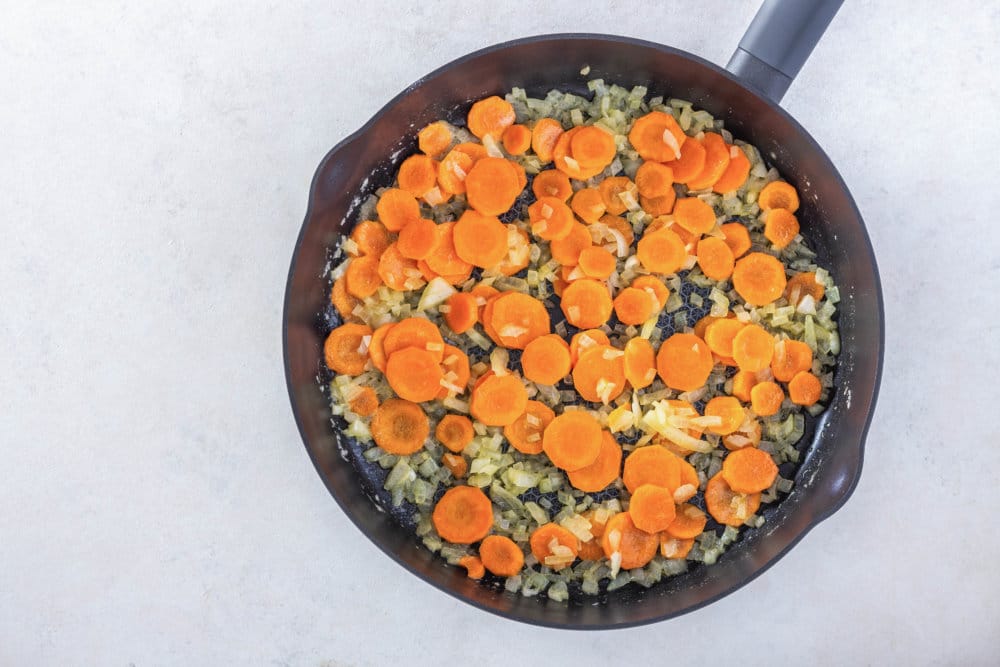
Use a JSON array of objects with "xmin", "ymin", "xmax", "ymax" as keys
[{"xmin": 2, "ymin": 1, "xmax": 999, "ymax": 664}]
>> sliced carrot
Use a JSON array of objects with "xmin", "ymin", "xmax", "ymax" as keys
[
  {"xmin": 457, "ymin": 555, "xmax": 484, "ymax": 579},
  {"xmin": 494, "ymin": 225, "xmax": 530, "ymax": 276},
  {"xmin": 453, "ymin": 141, "xmax": 488, "ymax": 162},
  {"xmin": 570, "ymin": 187, "xmax": 607, "ymax": 224},
  {"xmin": 598, "ymin": 176, "xmax": 634, "ymax": 216},
  {"xmin": 531, "ymin": 118, "xmax": 564, "ymax": 164},
  {"xmin": 542, "ymin": 410, "xmax": 603, "ymax": 471},
  {"xmin": 695, "ymin": 237, "xmax": 735, "ymax": 281},
  {"xmin": 631, "ymin": 275, "xmax": 669, "ymax": 312},
  {"xmin": 665, "ymin": 503, "xmax": 708, "ymax": 540},
  {"xmin": 569, "ymin": 329, "xmax": 610, "ymax": 366},
  {"xmin": 464, "ymin": 157, "xmax": 521, "ymax": 216},
  {"xmin": 613, "ymin": 287, "xmax": 655, "ymax": 326},
  {"xmin": 675, "ymin": 456, "xmax": 699, "ymax": 501},
  {"xmin": 577, "ymin": 246, "xmax": 616, "ymax": 279},
  {"xmin": 528, "ymin": 196, "xmax": 575, "ymax": 240},
  {"xmin": 531, "ymin": 169, "xmax": 572, "ymax": 201},
  {"xmin": 628, "ymin": 484, "xmax": 677, "ymax": 533},
  {"xmin": 578, "ymin": 510, "xmax": 609, "ymax": 561},
  {"xmin": 639, "ymin": 191, "xmax": 677, "ymax": 217},
  {"xmin": 324, "ymin": 323, "xmax": 372, "ymax": 376},
  {"xmin": 732, "ymin": 323, "xmax": 774, "ymax": 372},
  {"xmin": 344, "ymin": 255, "xmax": 383, "ymax": 299},
  {"xmin": 758, "ymin": 180, "xmax": 800, "ymax": 213},
  {"xmin": 572, "ymin": 344, "xmax": 627, "ymax": 404},
  {"xmin": 437, "ymin": 148, "xmax": 474, "ymax": 194},
  {"xmin": 349, "ymin": 220, "xmax": 390, "ymax": 257},
  {"xmin": 330, "ymin": 276, "xmax": 361, "ymax": 322},
  {"xmin": 771, "ymin": 339, "xmax": 813, "ymax": 382},
  {"xmin": 521, "ymin": 334, "xmax": 571, "ymax": 385},
  {"xmin": 470, "ymin": 283, "xmax": 500, "ymax": 321},
  {"xmin": 417, "ymin": 121, "xmax": 452, "ymax": 157},
  {"xmin": 346, "ymin": 385, "xmax": 379, "ymax": 416},
  {"xmin": 440, "ymin": 292, "xmax": 476, "ymax": 335},
  {"xmin": 378, "ymin": 242, "xmax": 426, "ymax": 291},
  {"xmin": 656, "ymin": 332, "xmax": 713, "ymax": 392},
  {"xmin": 597, "ymin": 213, "xmax": 635, "ymax": 248},
  {"xmin": 720, "ymin": 221, "xmax": 752, "ymax": 259},
  {"xmin": 370, "ymin": 398, "xmax": 429, "ymax": 455},
  {"xmin": 685, "ymin": 132, "xmax": 731, "ymax": 191},
  {"xmin": 665, "ymin": 136, "xmax": 707, "ymax": 184},
  {"xmin": 704, "ymin": 396, "xmax": 745, "ymax": 435},
  {"xmin": 489, "ymin": 291, "xmax": 550, "ymax": 349},
  {"xmin": 529, "ymin": 523, "xmax": 580, "ymax": 569},
  {"xmin": 451, "ymin": 209, "xmax": 507, "ymax": 268},
  {"xmin": 503, "ymin": 400, "xmax": 555, "ymax": 455},
  {"xmin": 750, "ymin": 380, "xmax": 784, "ymax": 416},
  {"xmin": 375, "ymin": 188, "xmax": 421, "ymax": 232},
  {"xmin": 623, "ymin": 337, "xmax": 656, "ymax": 390},
  {"xmin": 636, "ymin": 228, "xmax": 686, "ymax": 275},
  {"xmin": 425, "ymin": 222, "xmax": 473, "ymax": 278},
  {"xmin": 436, "ymin": 414, "xmax": 474, "ymax": 453},
  {"xmin": 731, "ymin": 369, "xmax": 758, "ymax": 403},
  {"xmin": 693, "ymin": 314, "xmax": 720, "ymax": 340},
  {"xmin": 601, "ymin": 512, "xmax": 659, "ymax": 570},
  {"xmin": 432, "ymin": 485, "xmax": 494, "ymax": 543},
  {"xmin": 659, "ymin": 535, "xmax": 695, "ymax": 559},
  {"xmin": 673, "ymin": 197, "xmax": 717, "ymax": 235},
  {"xmin": 635, "ymin": 161, "xmax": 674, "ymax": 198},
  {"xmin": 397, "ymin": 154, "xmax": 438, "ymax": 197},
  {"xmin": 704, "ymin": 318, "xmax": 745, "ymax": 358},
  {"xmin": 466, "ymin": 95, "xmax": 515, "ymax": 140},
  {"xmin": 713, "ymin": 145, "xmax": 751, "ymax": 193},
  {"xmin": 560, "ymin": 278, "xmax": 613, "ymax": 329},
  {"xmin": 723, "ymin": 447, "xmax": 778, "ymax": 494},
  {"xmin": 723, "ymin": 414, "xmax": 762, "ymax": 451},
  {"xmin": 628, "ymin": 111, "xmax": 685, "ymax": 162},
  {"xmin": 788, "ymin": 370, "xmax": 822, "ymax": 406},
  {"xmin": 705, "ymin": 473, "xmax": 761, "ymax": 527},
  {"xmin": 570, "ymin": 125, "xmax": 616, "ymax": 168},
  {"xmin": 470, "ymin": 373, "xmax": 528, "ymax": 426},
  {"xmin": 396, "ymin": 217, "xmax": 439, "ymax": 261},
  {"xmin": 732, "ymin": 252, "xmax": 787, "ymax": 306},
  {"xmin": 437, "ymin": 344, "xmax": 470, "ymax": 398},
  {"xmin": 784, "ymin": 271, "xmax": 825, "ymax": 305},
  {"xmin": 550, "ymin": 223, "xmax": 593, "ymax": 266},
  {"xmin": 383, "ymin": 317, "xmax": 445, "ymax": 361},
  {"xmin": 367, "ymin": 322, "xmax": 394, "ymax": 373},
  {"xmin": 764, "ymin": 208, "xmax": 800, "ymax": 249},
  {"xmin": 479, "ymin": 535, "xmax": 524, "ymax": 577},
  {"xmin": 567, "ymin": 430, "xmax": 623, "ymax": 493},
  {"xmin": 441, "ymin": 452, "xmax": 468, "ymax": 478},
  {"xmin": 502, "ymin": 123, "xmax": 531, "ymax": 155},
  {"xmin": 385, "ymin": 346, "xmax": 444, "ymax": 402},
  {"xmin": 622, "ymin": 445, "xmax": 682, "ymax": 493},
  {"xmin": 552, "ymin": 127, "xmax": 605, "ymax": 180}
]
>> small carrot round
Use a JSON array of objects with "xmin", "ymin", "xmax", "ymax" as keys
[
  {"xmin": 375, "ymin": 188, "xmax": 421, "ymax": 232},
  {"xmin": 443, "ymin": 292, "xmax": 478, "ymax": 334},
  {"xmin": 731, "ymin": 369, "xmax": 758, "ymax": 403},
  {"xmin": 479, "ymin": 535, "xmax": 524, "ymax": 577},
  {"xmin": 521, "ymin": 334, "xmax": 572, "ymax": 385},
  {"xmin": 764, "ymin": 208, "xmax": 800, "ymax": 249},
  {"xmin": 489, "ymin": 291, "xmax": 550, "ymax": 349},
  {"xmin": 631, "ymin": 275, "xmax": 670, "ymax": 313},
  {"xmin": 704, "ymin": 396, "xmax": 745, "ymax": 435},
  {"xmin": 614, "ymin": 287, "xmax": 655, "ymax": 325},
  {"xmin": 383, "ymin": 317, "xmax": 445, "ymax": 362},
  {"xmin": 567, "ymin": 430, "xmax": 623, "ymax": 493},
  {"xmin": 330, "ymin": 277, "xmax": 361, "ymax": 322},
  {"xmin": 673, "ymin": 197, "xmax": 717, "ymax": 235},
  {"xmin": 771, "ymin": 339, "xmax": 813, "ymax": 382},
  {"xmin": 385, "ymin": 346, "xmax": 444, "ymax": 403},
  {"xmin": 436, "ymin": 344, "xmax": 470, "ymax": 399},
  {"xmin": 570, "ymin": 187, "xmax": 607, "ymax": 224},
  {"xmin": 542, "ymin": 410, "xmax": 603, "ymax": 471},
  {"xmin": 628, "ymin": 484, "xmax": 677, "ymax": 533},
  {"xmin": 344, "ymin": 255, "xmax": 383, "ymax": 299},
  {"xmin": 628, "ymin": 111, "xmax": 685, "ymax": 162},
  {"xmin": 396, "ymin": 217, "xmax": 439, "ymax": 261},
  {"xmin": 528, "ymin": 196, "xmax": 575, "ymax": 240},
  {"xmin": 732, "ymin": 323, "xmax": 774, "ymax": 372},
  {"xmin": 656, "ymin": 332, "xmax": 714, "ymax": 392},
  {"xmin": 712, "ymin": 144, "xmax": 751, "ymax": 194},
  {"xmin": 788, "ymin": 370, "xmax": 822, "ymax": 406},
  {"xmin": 437, "ymin": 148, "xmax": 474, "ymax": 194},
  {"xmin": 531, "ymin": 118, "xmax": 564, "ymax": 164},
  {"xmin": 397, "ymin": 154, "xmax": 438, "ymax": 197},
  {"xmin": 665, "ymin": 503, "xmax": 708, "ymax": 540},
  {"xmin": 503, "ymin": 400, "xmax": 555, "ymax": 455},
  {"xmin": 758, "ymin": 180, "xmax": 800, "ymax": 213},
  {"xmin": 571, "ymin": 125, "xmax": 617, "ymax": 168},
  {"xmin": 660, "ymin": 535, "xmax": 695, "ymax": 560},
  {"xmin": 705, "ymin": 473, "xmax": 761, "ymax": 527},
  {"xmin": 623, "ymin": 337, "xmax": 657, "ymax": 390},
  {"xmin": 598, "ymin": 176, "xmax": 633, "ymax": 216},
  {"xmin": 452, "ymin": 209, "xmax": 508, "ymax": 268},
  {"xmin": 371, "ymin": 398, "xmax": 429, "ymax": 455},
  {"xmin": 346, "ymin": 385, "xmax": 379, "ymax": 417},
  {"xmin": 601, "ymin": 512, "xmax": 659, "ymax": 570},
  {"xmin": 436, "ymin": 414, "xmax": 474, "ymax": 453},
  {"xmin": 572, "ymin": 344, "xmax": 627, "ymax": 404},
  {"xmin": 501, "ymin": 123, "xmax": 531, "ymax": 155},
  {"xmin": 378, "ymin": 243, "xmax": 426, "ymax": 292},
  {"xmin": 432, "ymin": 485, "xmax": 494, "ymax": 544},
  {"xmin": 457, "ymin": 555, "xmax": 484, "ymax": 579},
  {"xmin": 665, "ymin": 136, "xmax": 707, "ymax": 184},
  {"xmin": 467, "ymin": 95, "xmax": 515, "ymax": 140},
  {"xmin": 635, "ymin": 161, "xmax": 674, "ymax": 198},
  {"xmin": 417, "ymin": 121, "xmax": 452, "ymax": 157},
  {"xmin": 470, "ymin": 373, "xmax": 528, "ymax": 427},
  {"xmin": 640, "ymin": 192, "xmax": 677, "ymax": 217},
  {"xmin": 569, "ymin": 329, "xmax": 610, "ymax": 366},
  {"xmin": 685, "ymin": 132, "xmax": 731, "ymax": 191},
  {"xmin": 720, "ymin": 221, "xmax": 752, "ymax": 259},
  {"xmin": 732, "ymin": 252, "xmax": 788, "ymax": 306},
  {"xmin": 636, "ymin": 229, "xmax": 686, "ymax": 275},
  {"xmin": 529, "ymin": 523, "xmax": 580, "ymax": 569},
  {"xmin": 465, "ymin": 157, "xmax": 521, "ymax": 216},
  {"xmin": 723, "ymin": 447, "xmax": 778, "ymax": 494},
  {"xmin": 560, "ymin": 279, "xmax": 613, "ymax": 329},
  {"xmin": 349, "ymin": 220, "xmax": 390, "ymax": 257},
  {"xmin": 623, "ymin": 445, "xmax": 682, "ymax": 494},
  {"xmin": 531, "ymin": 169, "xmax": 572, "ymax": 201},
  {"xmin": 550, "ymin": 223, "xmax": 593, "ymax": 266},
  {"xmin": 425, "ymin": 222, "xmax": 473, "ymax": 279},
  {"xmin": 441, "ymin": 452, "xmax": 468, "ymax": 479},
  {"xmin": 324, "ymin": 323, "xmax": 372, "ymax": 376},
  {"xmin": 578, "ymin": 246, "xmax": 617, "ymax": 279},
  {"xmin": 704, "ymin": 318, "xmax": 745, "ymax": 358},
  {"xmin": 784, "ymin": 271, "xmax": 825, "ymax": 305},
  {"xmin": 750, "ymin": 380, "xmax": 785, "ymax": 416},
  {"xmin": 696, "ymin": 237, "xmax": 735, "ymax": 281}
]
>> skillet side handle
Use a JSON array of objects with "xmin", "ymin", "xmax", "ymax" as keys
[{"xmin": 727, "ymin": 0, "xmax": 844, "ymax": 103}]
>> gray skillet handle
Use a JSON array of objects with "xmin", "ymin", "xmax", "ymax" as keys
[{"xmin": 727, "ymin": 0, "xmax": 844, "ymax": 103}]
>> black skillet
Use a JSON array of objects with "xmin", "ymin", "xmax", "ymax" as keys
[{"xmin": 283, "ymin": 0, "xmax": 883, "ymax": 628}]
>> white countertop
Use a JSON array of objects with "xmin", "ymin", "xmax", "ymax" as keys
[{"xmin": 3, "ymin": 1, "xmax": 999, "ymax": 664}]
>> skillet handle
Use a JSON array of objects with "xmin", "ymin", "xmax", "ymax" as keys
[{"xmin": 726, "ymin": 0, "xmax": 844, "ymax": 103}]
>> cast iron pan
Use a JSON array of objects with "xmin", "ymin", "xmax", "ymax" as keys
[{"xmin": 283, "ymin": 0, "xmax": 883, "ymax": 628}]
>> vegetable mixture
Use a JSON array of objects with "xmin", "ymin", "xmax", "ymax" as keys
[{"xmin": 323, "ymin": 80, "xmax": 840, "ymax": 600}]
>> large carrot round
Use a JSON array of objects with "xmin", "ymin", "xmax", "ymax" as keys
[
  {"xmin": 569, "ymin": 329, "xmax": 610, "ymax": 366},
  {"xmin": 349, "ymin": 220, "xmax": 390, "ymax": 257},
  {"xmin": 636, "ymin": 229, "xmax": 686, "ymax": 275},
  {"xmin": 432, "ymin": 485, "xmax": 494, "ymax": 544},
  {"xmin": 622, "ymin": 445, "xmax": 682, "ymax": 493},
  {"xmin": 344, "ymin": 255, "xmax": 383, "ymax": 298},
  {"xmin": 613, "ymin": 287, "xmax": 655, "ymax": 325},
  {"xmin": 673, "ymin": 197, "xmax": 717, "ymax": 235},
  {"xmin": 324, "ymin": 323, "xmax": 372, "ymax": 376},
  {"xmin": 542, "ymin": 410, "xmax": 603, "ymax": 471},
  {"xmin": 571, "ymin": 125, "xmax": 617, "ymax": 168},
  {"xmin": 370, "ymin": 398, "xmax": 429, "ymax": 455},
  {"xmin": 567, "ymin": 430, "xmax": 623, "ymax": 493},
  {"xmin": 704, "ymin": 318, "xmax": 745, "ymax": 358},
  {"xmin": 732, "ymin": 323, "xmax": 774, "ymax": 372},
  {"xmin": 417, "ymin": 121, "xmax": 452, "ymax": 157},
  {"xmin": 600, "ymin": 512, "xmax": 659, "ymax": 570},
  {"xmin": 665, "ymin": 503, "xmax": 708, "ymax": 540},
  {"xmin": 666, "ymin": 136, "xmax": 707, "ymax": 184},
  {"xmin": 750, "ymin": 380, "xmax": 784, "ymax": 416},
  {"xmin": 376, "ymin": 188, "xmax": 421, "ymax": 232},
  {"xmin": 503, "ymin": 400, "xmax": 555, "ymax": 455},
  {"xmin": 520, "ymin": 334, "xmax": 571, "ymax": 385},
  {"xmin": 396, "ymin": 217, "xmax": 439, "ymax": 261},
  {"xmin": 330, "ymin": 276, "xmax": 361, "ymax": 323},
  {"xmin": 479, "ymin": 535, "xmax": 524, "ymax": 577},
  {"xmin": 560, "ymin": 278, "xmax": 613, "ymax": 329},
  {"xmin": 733, "ymin": 252, "xmax": 787, "ymax": 306},
  {"xmin": 436, "ymin": 414, "xmax": 474, "ymax": 453},
  {"xmin": 385, "ymin": 346, "xmax": 444, "ymax": 402},
  {"xmin": 453, "ymin": 209, "xmax": 508, "ymax": 268},
  {"xmin": 758, "ymin": 180, "xmax": 800, "ymax": 213},
  {"xmin": 771, "ymin": 339, "xmax": 813, "ymax": 382},
  {"xmin": 722, "ymin": 447, "xmax": 778, "ymax": 494},
  {"xmin": 628, "ymin": 111, "xmax": 685, "ymax": 162},
  {"xmin": 489, "ymin": 291, "xmax": 550, "ymax": 349},
  {"xmin": 788, "ymin": 370, "xmax": 822, "ymax": 406},
  {"xmin": 532, "ymin": 169, "xmax": 572, "ymax": 201},
  {"xmin": 704, "ymin": 396, "xmax": 745, "ymax": 435},
  {"xmin": 720, "ymin": 221, "xmax": 752, "ymax": 259},
  {"xmin": 705, "ymin": 472, "xmax": 761, "ymax": 527},
  {"xmin": 696, "ymin": 237, "xmax": 735, "ymax": 281},
  {"xmin": 470, "ymin": 373, "xmax": 528, "ymax": 426},
  {"xmin": 628, "ymin": 484, "xmax": 677, "ymax": 533},
  {"xmin": 397, "ymin": 154, "xmax": 438, "ymax": 197},
  {"xmin": 502, "ymin": 123, "xmax": 532, "ymax": 155},
  {"xmin": 656, "ymin": 332, "xmax": 714, "ymax": 392},
  {"xmin": 785, "ymin": 271, "xmax": 825, "ymax": 305},
  {"xmin": 712, "ymin": 145, "xmax": 751, "ymax": 194},
  {"xmin": 570, "ymin": 187, "xmax": 607, "ymax": 224},
  {"xmin": 550, "ymin": 223, "xmax": 593, "ymax": 266},
  {"xmin": 529, "ymin": 523, "xmax": 580, "ymax": 569},
  {"xmin": 465, "ymin": 157, "xmax": 521, "ymax": 216},
  {"xmin": 572, "ymin": 344, "xmax": 627, "ymax": 404},
  {"xmin": 635, "ymin": 161, "xmax": 674, "ymax": 198},
  {"xmin": 764, "ymin": 208, "xmax": 800, "ymax": 249},
  {"xmin": 466, "ymin": 95, "xmax": 515, "ymax": 140},
  {"xmin": 528, "ymin": 196, "xmax": 575, "ymax": 240},
  {"xmin": 531, "ymin": 118, "xmax": 564, "ymax": 164},
  {"xmin": 624, "ymin": 337, "xmax": 657, "ymax": 390},
  {"xmin": 383, "ymin": 317, "xmax": 445, "ymax": 361}
]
